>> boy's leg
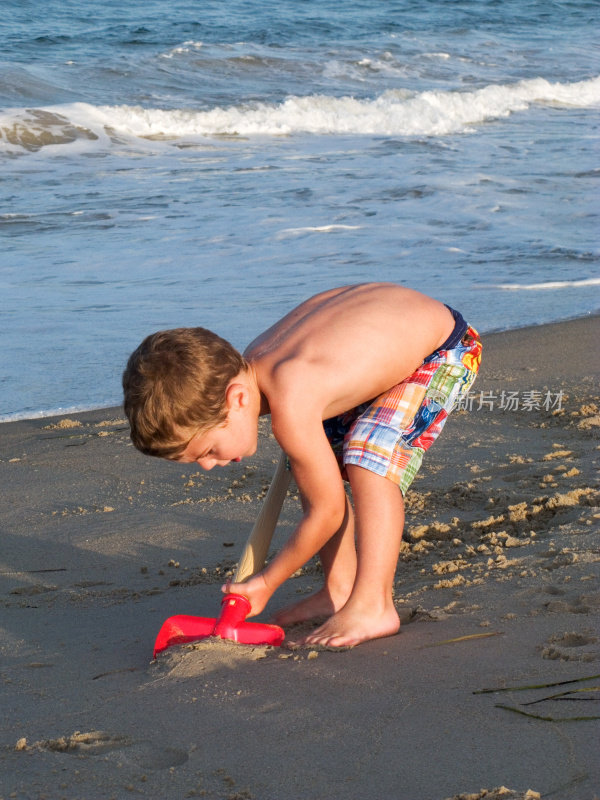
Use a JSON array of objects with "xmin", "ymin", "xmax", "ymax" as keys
[
  {"xmin": 273, "ymin": 494, "xmax": 357, "ymax": 626},
  {"xmin": 273, "ymin": 498, "xmax": 356, "ymax": 625},
  {"xmin": 292, "ymin": 464, "xmax": 403, "ymax": 647}
]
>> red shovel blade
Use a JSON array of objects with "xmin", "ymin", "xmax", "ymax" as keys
[
  {"xmin": 153, "ymin": 614, "xmax": 217, "ymax": 657},
  {"xmin": 152, "ymin": 593, "xmax": 285, "ymax": 658}
]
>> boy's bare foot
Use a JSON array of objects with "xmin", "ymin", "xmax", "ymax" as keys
[
  {"xmin": 287, "ymin": 602, "xmax": 400, "ymax": 648},
  {"xmin": 272, "ymin": 586, "xmax": 349, "ymax": 627}
]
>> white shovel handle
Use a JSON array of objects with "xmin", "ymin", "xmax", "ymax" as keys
[{"xmin": 233, "ymin": 451, "xmax": 291, "ymax": 583}]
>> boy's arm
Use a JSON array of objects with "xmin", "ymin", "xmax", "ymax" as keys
[{"xmin": 224, "ymin": 407, "xmax": 347, "ymax": 616}]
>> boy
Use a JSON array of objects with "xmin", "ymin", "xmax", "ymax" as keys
[{"xmin": 123, "ymin": 283, "xmax": 481, "ymax": 647}]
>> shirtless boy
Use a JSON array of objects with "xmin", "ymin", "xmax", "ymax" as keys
[{"xmin": 123, "ymin": 283, "xmax": 481, "ymax": 647}]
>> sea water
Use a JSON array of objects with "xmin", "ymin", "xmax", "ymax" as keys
[{"xmin": 1, "ymin": 0, "xmax": 599, "ymax": 420}]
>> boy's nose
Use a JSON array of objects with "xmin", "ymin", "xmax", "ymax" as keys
[{"xmin": 197, "ymin": 457, "xmax": 230, "ymax": 470}]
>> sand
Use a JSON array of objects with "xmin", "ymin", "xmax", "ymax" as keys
[{"xmin": 1, "ymin": 315, "xmax": 599, "ymax": 800}]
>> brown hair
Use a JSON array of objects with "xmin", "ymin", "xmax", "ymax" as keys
[{"xmin": 122, "ymin": 327, "xmax": 247, "ymax": 458}]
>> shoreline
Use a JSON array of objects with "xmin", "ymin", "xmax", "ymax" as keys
[
  {"xmin": 1, "ymin": 312, "xmax": 598, "ymax": 799},
  {"xmin": 1, "ymin": 310, "xmax": 599, "ymax": 426}
]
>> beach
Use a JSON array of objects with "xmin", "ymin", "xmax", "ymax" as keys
[{"xmin": 0, "ymin": 314, "xmax": 598, "ymax": 799}]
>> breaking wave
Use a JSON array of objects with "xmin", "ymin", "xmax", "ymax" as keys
[{"xmin": 1, "ymin": 75, "xmax": 599, "ymax": 152}]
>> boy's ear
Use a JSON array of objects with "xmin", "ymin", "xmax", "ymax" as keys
[{"xmin": 225, "ymin": 382, "xmax": 248, "ymax": 412}]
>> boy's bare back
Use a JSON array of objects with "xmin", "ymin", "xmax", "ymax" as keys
[{"xmin": 247, "ymin": 282, "xmax": 454, "ymax": 426}]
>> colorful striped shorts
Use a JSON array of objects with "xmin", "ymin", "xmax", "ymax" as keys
[{"xmin": 323, "ymin": 309, "xmax": 482, "ymax": 495}]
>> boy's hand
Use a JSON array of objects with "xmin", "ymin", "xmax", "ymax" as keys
[{"xmin": 221, "ymin": 572, "xmax": 272, "ymax": 617}]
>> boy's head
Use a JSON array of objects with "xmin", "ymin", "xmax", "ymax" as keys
[{"xmin": 122, "ymin": 327, "xmax": 247, "ymax": 459}]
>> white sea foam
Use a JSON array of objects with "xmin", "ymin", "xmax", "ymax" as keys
[
  {"xmin": 161, "ymin": 40, "xmax": 204, "ymax": 59},
  {"xmin": 92, "ymin": 75, "xmax": 600, "ymax": 138},
  {"xmin": 0, "ymin": 403, "xmax": 115, "ymax": 424},
  {"xmin": 490, "ymin": 278, "xmax": 600, "ymax": 290},
  {"xmin": 2, "ymin": 75, "xmax": 598, "ymax": 150},
  {"xmin": 276, "ymin": 224, "xmax": 362, "ymax": 238}
]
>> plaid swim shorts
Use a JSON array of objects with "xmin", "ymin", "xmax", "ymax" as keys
[{"xmin": 323, "ymin": 309, "xmax": 482, "ymax": 495}]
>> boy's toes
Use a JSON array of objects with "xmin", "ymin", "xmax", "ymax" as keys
[{"xmin": 304, "ymin": 630, "xmax": 358, "ymax": 648}]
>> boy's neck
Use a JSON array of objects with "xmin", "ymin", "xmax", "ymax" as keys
[{"xmin": 246, "ymin": 363, "xmax": 270, "ymax": 416}]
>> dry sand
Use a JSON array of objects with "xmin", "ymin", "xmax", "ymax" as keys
[{"xmin": 1, "ymin": 314, "xmax": 599, "ymax": 800}]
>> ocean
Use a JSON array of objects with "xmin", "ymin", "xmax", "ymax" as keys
[{"xmin": 1, "ymin": 0, "xmax": 599, "ymax": 421}]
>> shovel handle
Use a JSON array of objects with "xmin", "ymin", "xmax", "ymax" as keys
[{"xmin": 233, "ymin": 451, "xmax": 291, "ymax": 583}]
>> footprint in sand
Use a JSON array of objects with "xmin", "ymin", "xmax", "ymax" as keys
[
  {"xmin": 540, "ymin": 631, "xmax": 600, "ymax": 662},
  {"xmin": 21, "ymin": 731, "xmax": 189, "ymax": 770},
  {"xmin": 539, "ymin": 586, "xmax": 600, "ymax": 615},
  {"xmin": 518, "ymin": 584, "xmax": 600, "ymax": 616}
]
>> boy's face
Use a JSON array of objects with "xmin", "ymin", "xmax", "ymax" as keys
[{"xmin": 176, "ymin": 407, "xmax": 258, "ymax": 471}]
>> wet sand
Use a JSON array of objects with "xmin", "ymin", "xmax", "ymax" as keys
[{"xmin": 1, "ymin": 314, "xmax": 599, "ymax": 800}]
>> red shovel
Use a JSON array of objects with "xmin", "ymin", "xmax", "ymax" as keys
[{"xmin": 153, "ymin": 452, "xmax": 291, "ymax": 658}]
